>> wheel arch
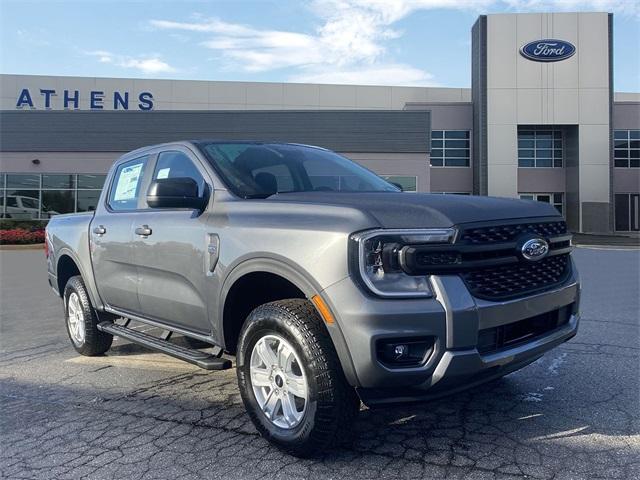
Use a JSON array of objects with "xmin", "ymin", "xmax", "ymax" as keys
[{"xmin": 218, "ymin": 256, "xmax": 359, "ymax": 387}]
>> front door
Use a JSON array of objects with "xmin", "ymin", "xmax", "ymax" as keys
[
  {"xmin": 132, "ymin": 149, "xmax": 214, "ymax": 334},
  {"xmin": 91, "ymin": 155, "xmax": 150, "ymax": 313}
]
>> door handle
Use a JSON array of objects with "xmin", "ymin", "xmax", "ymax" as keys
[
  {"xmin": 93, "ymin": 225, "xmax": 106, "ymax": 236},
  {"xmin": 135, "ymin": 225, "xmax": 152, "ymax": 237}
]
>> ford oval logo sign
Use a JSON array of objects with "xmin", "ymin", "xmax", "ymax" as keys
[
  {"xmin": 520, "ymin": 39, "xmax": 576, "ymax": 62},
  {"xmin": 521, "ymin": 238, "xmax": 549, "ymax": 261}
]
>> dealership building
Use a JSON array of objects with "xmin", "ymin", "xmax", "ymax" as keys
[{"xmin": 0, "ymin": 11, "xmax": 638, "ymax": 233}]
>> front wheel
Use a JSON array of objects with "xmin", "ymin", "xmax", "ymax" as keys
[{"xmin": 236, "ymin": 299, "xmax": 360, "ymax": 457}]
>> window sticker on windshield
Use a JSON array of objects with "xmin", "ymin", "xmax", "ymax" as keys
[
  {"xmin": 114, "ymin": 163, "xmax": 143, "ymax": 201},
  {"xmin": 156, "ymin": 167, "xmax": 170, "ymax": 179}
]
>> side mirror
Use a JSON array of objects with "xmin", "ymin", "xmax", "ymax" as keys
[{"xmin": 147, "ymin": 177, "xmax": 207, "ymax": 210}]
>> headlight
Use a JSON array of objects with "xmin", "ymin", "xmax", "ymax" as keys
[{"xmin": 350, "ymin": 228, "xmax": 456, "ymax": 298}]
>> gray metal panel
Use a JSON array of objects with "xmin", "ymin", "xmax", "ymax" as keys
[
  {"xmin": 471, "ymin": 16, "xmax": 488, "ymax": 196},
  {"xmin": 0, "ymin": 110, "xmax": 430, "ymax": 153}
]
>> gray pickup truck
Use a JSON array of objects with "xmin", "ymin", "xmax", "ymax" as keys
[{"xmin": 46, "ymin": 141, "xmax": 579, "ymax": 456}]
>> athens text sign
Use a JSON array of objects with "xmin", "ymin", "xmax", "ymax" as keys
[{"xmin": 15, "ymin": 88, "xmax": 154, "ymax": 110}]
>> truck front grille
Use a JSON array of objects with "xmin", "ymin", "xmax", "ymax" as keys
[
  {"xmin": 477, "ymin": 305, "xmax": 573, "ymax": 355},
  {"xmin": 460, "ymin": 253, "xmax": 570, "ymax": 300},
  {"xmin": 461, "ymin": 221, "xmax": 567, "ymax": 245}
]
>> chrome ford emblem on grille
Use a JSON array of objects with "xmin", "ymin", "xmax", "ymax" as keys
[{"xmin": 521, "ymin": 238, "xmax": 549, "ymax": 261}]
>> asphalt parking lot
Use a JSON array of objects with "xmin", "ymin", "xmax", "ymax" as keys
[{"xmin": 1, "ymin": 248, "xmax": 638, "ymax": 480}]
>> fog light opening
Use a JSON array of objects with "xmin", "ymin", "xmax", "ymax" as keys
[{"xmin": 376, "ymin": 337, "xmax": 434, "ymax": 368}]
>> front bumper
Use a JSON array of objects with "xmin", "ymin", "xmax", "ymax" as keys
[{"xmin": 321, "ymin": 257, "xmax": 580, "ymax": 403}]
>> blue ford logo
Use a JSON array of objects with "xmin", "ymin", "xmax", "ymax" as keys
[
  {"xmin": 520, "ymin": 39, "xmax": 576, "ymax": 62},
  {"xmin": 521, "ymin": 238, "xmax": 549, "ymax": 261}
]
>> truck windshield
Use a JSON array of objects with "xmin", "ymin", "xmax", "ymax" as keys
[{"xmin": 198, "ymin": 142, "xmax": 399, "ymax": 198}]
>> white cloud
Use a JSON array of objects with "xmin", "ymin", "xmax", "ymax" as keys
[
  {"xmin": 149, "ymin": 0, "xmax": 639, "ymax": 85},
  {"xmin": 290, "ymin": 64, "xmax": 437, "ymax": 86},
  {"xmin": 85, "ymin": 50, "xmax": 176, "ymax": 74}
]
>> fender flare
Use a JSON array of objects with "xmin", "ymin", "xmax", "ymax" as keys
[
  {"xmin": 217, "ymin": 255, "xmax": 360, "ymax": 386},
  {"xmin": 55, "ymin": 247, "xmax": 103, "ymax": 309}
]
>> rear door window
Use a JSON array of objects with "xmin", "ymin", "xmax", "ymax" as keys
[{"xmin": 108, "ymin": 156, "xmax": 148, "ymax": 211}]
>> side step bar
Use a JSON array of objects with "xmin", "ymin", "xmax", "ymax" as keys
[{"xmin": 97, "ymin": 322, "xmax": 232, "ymax": 370}]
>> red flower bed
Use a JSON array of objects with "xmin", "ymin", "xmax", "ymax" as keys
[{"xmin": 0, "ymin": 228, "xmax": 45, "ymax": 245}]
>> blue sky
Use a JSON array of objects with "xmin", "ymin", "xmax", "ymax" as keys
[{"xmin": 1, "ymin": 0, "xmax": 639, "ymax": 91}]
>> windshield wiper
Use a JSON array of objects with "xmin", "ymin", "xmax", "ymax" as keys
[{"xmin": 242, "ymin": 193, "xmax": 274, "ymax": 199}]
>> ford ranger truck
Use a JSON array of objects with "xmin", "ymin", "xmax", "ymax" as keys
[{"xmin": 46, "ymin": 141, "xmax": 580, "ymax": 456}]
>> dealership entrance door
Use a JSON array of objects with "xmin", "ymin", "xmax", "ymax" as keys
[{"xmin": 615, "ymin": 194, "xmax": 640, "ymax": 232}]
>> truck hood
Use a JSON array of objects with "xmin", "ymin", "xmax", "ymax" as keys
[{"xmin": 269, "ymin": 192, "xmax": 560, "ymax": 229}]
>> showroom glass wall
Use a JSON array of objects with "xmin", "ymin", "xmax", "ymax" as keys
[{"xmin": 0, "ymin": 173, "xmax": 106, "ymax": 220}]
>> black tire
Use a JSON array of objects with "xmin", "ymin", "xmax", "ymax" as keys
[
  {"xmin": 236, "ymin": 299, "xmax": 360, "ymax": 457},
  {"xmin": 63, "ymin": 275, "xmax": 113, "ymax": 356}
]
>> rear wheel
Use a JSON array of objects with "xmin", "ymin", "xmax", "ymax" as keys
[
  {"xmin": 63, "ymin": 275, "xmax": 113, "ymax": 356},
  {"xmin": 236, "ymin": 299, "xmax": 360, "ymax": 457}
]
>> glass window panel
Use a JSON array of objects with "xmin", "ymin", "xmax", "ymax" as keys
[
  {"xmin": 554, "ymin": 149, "xmax": 563, "ymax": 159},
  {"xmin": 629, "ymin": 130, "xmax": 640, "ymax": 139},
  {"xmin": 519, "ymin": 158, "xmax": 535, "ymax": 167},
  {"xmin": 536, "ymin": 158, "xmax": 553, "ymax": 167},
  {"xmin": 42, "ymin": 190, "xmax": 75, "ymax": 218},
  {"xmin": 6, "ymin": 174, "xmax": 39, "ymax": 188},
  {"xmin": 614, "ymin": 130, "xmax": 628, "ymax": 140},
  {"xmin": 536, "ymin": 131, "xmax": 553, "ymax": 140},
  {"xmin": 444, "ymin": 139, "xmax": 468, "ymax": 148},
  {"xmin": 554, "ymin": 158, "xmax": 563, "ymax": 168},
  {"xmin": 431, "ymin": 130, "xmax": 443, "ymax": 138},
  {"xmin": 108, "ymin": 156, "xmax": 148, "ymax": 211},
  {"xmin": 0, "ymin": 190, "xmax": 4, "ymax": 218},
  {"xmin": 553, "ymin": 131, "xmax": 563, "ymax": 139},
  {"xmin": 630, "ymin": 158, "xmax": 640, "ymax": 168},
  {"xmin": 0, "ymin": 174, "xmax": 5, "ymax": 188},
  {"xmin": 519, "ymin": 131, "xmax": 535, "ymax": 139},
  {"xmin": 444, "ymin": 130, "xmax": 469, "ymax": 139},
  {"xmin": 554, "ymin": 139, "xmax": 563, "ymax": 148},
  {"xmin": 615, "ymin": 158, "xmax": 629, "ymax": 167},
  {"xmin": 518, "ymin": 139, "xmax": 534, "ymax": 148},
  {"xmin": 381, "ymin": 175, "xmax": 417, "ymax": 192},
  {"xmin": 5, "ymin": 190, "xmax": 40, "ymax": 219},
  {"xmin": 615, "ymin": 149, "xmax": 629, "ymax": 158},
  {"xmin": 445, "ymin": 158, "xmax": 469, "ymax": 167},
  {"xmin": 78, "ymin": 174, "xmax": 107, "ymax": 189},
  {"xmin": 630, "ymin": 150, "xmax": 640, "ymax": 158},
  {"xmin": 431, "ymin": 140, "xmax": 443, "ymax": 148},
  {"xmin": 154, "ymin": 151, "xmax": 206, "ymax": 197},
  {"xmin": 430, "ymin": 158, "xmax": 443, "ymax": 167},
  {"xmin": 536, "ymin": 139, "xmax": 553, "ymax": 148},
  {"xmin": 520, "ymin": 194, "xmax": 535, "ymax": 200},
  {"xmin": 553, "ymin": 193, "xmax": 563, "ymax": 203},
  {"xmin": 629, "ymin": 141, "xmax": 640, "ymax": 149},
  {"xmin": 519, "ymin": 149, "xmax": 534, "ymax": 158},
  {"xmin": 615, "ymin": 140, "xmax": 629, "ymax": 148},
  {"xmin": 431, "ymin": 149, "xmax": 443, "ymax": 158},
  {"xmin": 536, "ymin": 194, "xmax": 551, "ymax": 203},
  {"xmin": 42, "ymin": 174, "xmax": 75, "ymax": 189},
  {"xmin": 308, "ymin": 175, "xmax": 339, "ymax": 191},
  {"xmin": 536, "ymin": 149, "xmax": 553, "ymax": 159},
  {"xmin": 446, "ymin": 149, "xmax": 469, "ymax": 158},
  {"xmin": 77, "ymin": 190, "xmax": 101, "ymax": 212}
]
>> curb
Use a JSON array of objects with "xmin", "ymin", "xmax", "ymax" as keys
[{"xmin": 0, "ymin": 243, "xmax": 45, "ymax": 250}]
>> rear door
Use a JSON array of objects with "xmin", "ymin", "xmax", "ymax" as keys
[
  {"xmin": 131, "ymin": 148, "xmax": 214, "ymax": 334},
  {"xmin": 91, "ymin": 155, "xmax": 150, "ymax": 313}
]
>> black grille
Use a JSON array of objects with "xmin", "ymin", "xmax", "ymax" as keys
[
  {"xmin": 477, "ymin": 306, "xmax": 573, "ymax": 355},
  {"xmin": 461, "ymin": 254, "xmax": 570, "ymax": 300},
  {"xmin": 461, "ymin": 221, "xmax": 567, "ymax": 245}
]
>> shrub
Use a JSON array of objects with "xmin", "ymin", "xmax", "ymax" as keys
[{"xmin": 0, "ymin": 228, "xmax": 45, "ymax": 245}]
